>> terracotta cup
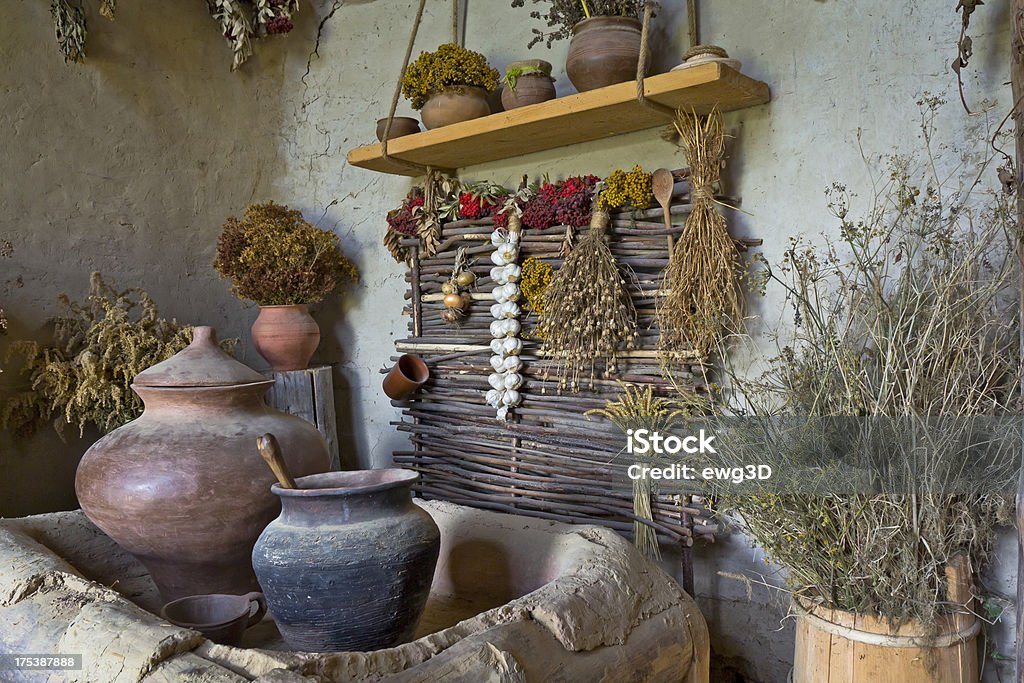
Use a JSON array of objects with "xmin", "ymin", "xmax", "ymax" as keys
[
  {"xmin": 383, "ymin": 354, "xmax": 430, "ymax": 400},
  {"xmin": 161, "ymin": 592, "xmax": 267, "ymax": 646}
]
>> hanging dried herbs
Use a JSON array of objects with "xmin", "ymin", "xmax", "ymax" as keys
[
  {"xmin": 538, "ymin": 206, "xmax": 637, "ymax": 391},
  {"xmin": 586, "ymin": 383, "xmax": 686, "ymax": 560},
  {"xmin": 51, "ymin": 0, "xmax": 87, "ymax": 64},
  {"xmin": 658, "ymin": 109, "xmax": 741, "ymax": 361}
]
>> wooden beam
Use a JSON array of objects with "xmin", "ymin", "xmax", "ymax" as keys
[{"xmin": 1012, "ymin": 2, "xmax": 1024, "ymax": 681}]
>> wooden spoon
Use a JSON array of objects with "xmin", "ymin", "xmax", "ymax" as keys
[
  {"xmin": 651, "ymin": 168, "xmax": 676, "ymax": 252},
  {"xmin": 257, "ymin": 433, "xmax": 297, "ymax": 489}
]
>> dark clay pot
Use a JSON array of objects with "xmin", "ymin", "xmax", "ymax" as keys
[
  {"xmin": 76, "ymin": 327, "xmax": 331, "ymax": 603},
  {"xmin": 565, "ymin": 16, "xmax": 643, "ymax": 92},
  {"xmin": 375, "ymin": 116, "xmax": 421, "ymax": 142},
  {"xmin": 252, "ymin": 469, "xmax": 440, "ymax": 652},
  {"xmin": 420, "ymin": 87, "xmax": 491, "ymax": 129},
  {"xmin": 501, "ymin": 74, "xmax": 556, "ymax": 110}
]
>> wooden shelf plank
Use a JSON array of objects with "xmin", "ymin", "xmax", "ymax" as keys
[{"xmin": 346, "ymin": 62, "xmax": 769, "ymax": 177}]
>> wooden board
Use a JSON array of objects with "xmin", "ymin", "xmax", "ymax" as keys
[
  {"xmin": 346, "ymin": 63, "xmax": 770, "ymax": 176},
  {"xmin": 264, "ymin": 366, "xmax": 340, "ymax": 471}
]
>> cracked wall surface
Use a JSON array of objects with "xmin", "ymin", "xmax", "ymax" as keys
[{"xmin": 0, "ymin": 1, "xmax": 1018, "ymax": 682}]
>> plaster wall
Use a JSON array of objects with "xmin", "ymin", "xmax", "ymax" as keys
[{"xmin": 0, "ymin": 0, "xmax": 1018, "ymax": 681}]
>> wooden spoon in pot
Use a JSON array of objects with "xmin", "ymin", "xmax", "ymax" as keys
[
  {"xmin": 651, "ymin": 168, "xmax": 676, "ymax": 252},
  {"xmin": 257, "ymin": 433, "xmax": 297, "ymax": 489}
]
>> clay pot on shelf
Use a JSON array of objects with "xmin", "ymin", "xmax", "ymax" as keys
[
  {"xmin": 500, "ymin": 60, "xmax": 556, "ymax": 110},
  {"xmin": 419, "ymin": 87, "xmax": 491, "ymax": 129},
  {"xmin": 375, "ymin": 116, "xmax": 421, "ymax": 142},
  {"xmin": 251, "ymin": 304, "xmax": 320, "ymax": 372},
  {"xmin": 252, "ymin": 469, "xmax": 440, "ymax": 652},
  {"xmin": 565, "ymin": 16, "xmax": 644, "ymax": 92},
  {"xmin": 75, "ymin": 326, "xmax": 331, "ymax": 603}
]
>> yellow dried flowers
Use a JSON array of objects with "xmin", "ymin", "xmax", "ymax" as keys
[
  {"xmin": 599, "ymin": 164, "xmax": 652, "ymax": 210},
  {"xmin": 520, "ymin": 257, "xmax": 553, "ymax": 316},
  {"xmin": 402, "ymin": 43, "xmax": 500, "ymax": 110}
]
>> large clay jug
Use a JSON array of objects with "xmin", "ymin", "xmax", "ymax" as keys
[
  {"xmin": 75, "ymin": 326, "xmax": 330, "ymax": 602},
  {"xmin": 252, "ymin": 469, "xmax": 440, "ymax": 652}
]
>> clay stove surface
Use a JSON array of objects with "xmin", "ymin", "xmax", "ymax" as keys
[{"xmin": 0, "ymin": 500, "xmax": 709, "ymax": 682}]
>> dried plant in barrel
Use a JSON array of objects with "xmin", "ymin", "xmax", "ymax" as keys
[
  {"xmin": 658, "ymin": 109, "xmax": 742, "ymax": 361},
  {"xmin": 538, "ymin": 206, "xmax": 637, "ymax": 391}
]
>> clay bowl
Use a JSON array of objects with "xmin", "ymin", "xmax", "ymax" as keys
[
  {"xmin": 161, "ymin": 592, "xmax": 267, "ymax": 646},
  {"xmin": 376, "ymin": 117, "xmax": 421, "ymax": 142}
]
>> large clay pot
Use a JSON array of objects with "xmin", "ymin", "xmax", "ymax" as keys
[
  {"xmin": 75, "ymin": 326, "xmax": 331, "ymax": 603},
  {"xmin": 251, "ymin": 304, "xmax": 320, "ymax": 372},
  {"xmin": 419, "ymin": 87, "xmax": 491, "ymax": 129},
  {"xmin": 565, "ymin": 16, "xmax": 643, "ymax": 92},
  {"xmin": 252, "ymin": 469, "xmax": 440, "ymax": 652}
]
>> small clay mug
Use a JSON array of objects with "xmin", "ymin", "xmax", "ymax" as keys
[
  {"xmin": 383, "ymin": 354, "xmax": 430, "ymax": 400},
  {"xmin": 161, "ymin": 592, "xmax": 267, "ymax": 646},
  {"xmin": 376, "ymin": 117, "xmax": 421, "ymax": 142}
]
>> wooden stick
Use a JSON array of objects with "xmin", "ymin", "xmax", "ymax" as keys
[{"xmin": 257, "ymin": 433, "xmax": 296, "ymax": 489}]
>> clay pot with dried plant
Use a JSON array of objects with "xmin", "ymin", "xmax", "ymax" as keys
[
  {"xmin": 501, "ymin": 60, "xmax": 556, "ymax": 109},
  {"xmin": 401, "ymin": 44, "xmax": 499, "ymax": 129},
  {"xmin": 214, "ymin": 202, "xmax": 358, "ymax": 372},
  {"xmin": 420, "ymin": 87, "xmax": 492, "ymax": 129}
]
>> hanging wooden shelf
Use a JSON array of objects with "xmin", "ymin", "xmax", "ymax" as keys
[{"xmin": 346, "ymin": 62, "xmax": 770, "ymax": 177}]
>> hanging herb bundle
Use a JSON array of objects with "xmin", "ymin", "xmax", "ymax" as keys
[
  {"xmin": 658, "ymin": 109, "xmax": 741, "ymax": 360},
  {"xmin": 586, "ymin": 383, "xmax": 688, "ymax": 559},
  {"xmin": 537, "ymin": 204, "xmax": 637, "ymax": 391},
  {"xmin": 46, "ymin": 0, "xmax": 297, "ymax": 69},
  {"xmin": 51, "ymin": 0, "xmax": 87, "ymax": 63},
  {"xmin": 383, "ymin": 173, "xmax": 459, "ymax": 263}
]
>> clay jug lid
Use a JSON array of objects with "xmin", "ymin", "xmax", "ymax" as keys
[{"xmin": 134, "ymin": 326, "xmax": 269, "ymax": 388}]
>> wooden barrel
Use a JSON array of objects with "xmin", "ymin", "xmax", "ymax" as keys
[{"xmin": 791, "ymin": 599, "xmax": 979, "ymax": 683}]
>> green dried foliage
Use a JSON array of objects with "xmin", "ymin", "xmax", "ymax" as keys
[
  {"xmin": 714, "ymin": 107, "xmax": 1020, "ymax": 623},
  {"xmin": 0, "ymin": 273, "xmax": 230, "ymax": 439},
  {"xmin": 401, "ymin": 44, "xmax": 500, "ymax": 110},
  {"xmin": 511, "ymin": 0, "xmax": 644, "ymax": 48},
  {"xmin": 214, "ymin": 202, "xmax": 358, "ymax": 306}
]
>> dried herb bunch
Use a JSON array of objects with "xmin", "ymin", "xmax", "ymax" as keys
[
  {"xmin": 401, "ymin": 44, "xmax": 500, "ymax": 110},
  {"xmin": 714, "ymin": 120, "xmax": 1019, "ymax": 623},
  {"xmin": 0, "ymin": 274, "xmax": 227, "ymax": 438},
  {"xmin": 51, "ymin": 0, "xmax": 87, "ymax": 63},
  {"xmin": 658, "ymin": 109, "xmax": 742, "ymax": 361},
  {"xmin": 215, "ymin": 201, "xmax": 358, "ymax": 306},
  {"xmin": 538, "ymin": 207, "xmax": 637, "ymax": 391},
  {"xmin": 586, "ymin": 383, "xmax": 686, "ymax": 559},
  {"xmin": 512, "ymin": 0, "xmax": 644, "ymax": 48},
  {"xmin": 0, "ymin": 239, "xmax": 11, "ymax": 343}
]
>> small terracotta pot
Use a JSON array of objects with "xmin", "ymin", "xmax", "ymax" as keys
[
  {"xmin": 420, "ymin": 87, "xmax": 491, "ymax": 129},
  {"xmin": 161, "ymin": 592, "xmax": 267, "ymax": 646},
  {"xmin": 376, "ymin": 117, "xmax": 421, "ymax": 142},
  {"xmin": 501, "ymin": 74, "xmax": 556, "ymax": 110},
  {"xmin": 566, "ymin": 16, "xmax": 643, "ymax": 92},
  {"xmin": 383, "ymin": 354, "xmax": 430, "ymax": 400},
  {"xmin": 251, "ymin": 304, "xmax": 320, "ymax": 372}
]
